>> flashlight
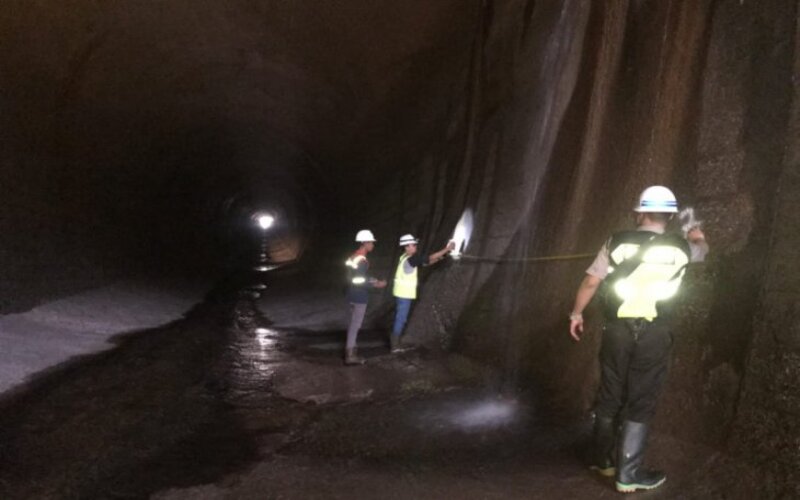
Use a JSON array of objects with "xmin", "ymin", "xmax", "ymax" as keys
[{"xmin": 450, "ymin": 208, "xmax": 473, "ymax": 260}]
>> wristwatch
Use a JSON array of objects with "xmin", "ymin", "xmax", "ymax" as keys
[{"xmin": 569, "ymin": 313, "xmax": 583, "ymax": 321}]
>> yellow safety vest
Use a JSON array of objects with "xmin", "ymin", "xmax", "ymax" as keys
[
  {"xmin": 393, "ymin": 254, "xmax": 418, "ymax": 299},
  {"xmin": 609, "ymin": 243, "xmax": 689, "ymax": 320}
]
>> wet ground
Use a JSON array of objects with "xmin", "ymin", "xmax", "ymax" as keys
[{"xmin": 0, "ymin": 278, "xmax": 756, "ymax": 499}]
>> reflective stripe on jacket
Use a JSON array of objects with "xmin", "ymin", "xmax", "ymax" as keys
[
  {"xmin": 345, "ymin": 254, "xmax": 367, "ymax": 285},
  {"xmin": 604, "ymin": 231, "xmax": 690, "ymax": 320},
  {"xmin": 345, "ymin": 254, "xmax": 370, "ymax": 304}
]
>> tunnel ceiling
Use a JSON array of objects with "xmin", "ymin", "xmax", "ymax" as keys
[
  {"xmin": 2, "ymin": 0, "xmax": 475, "ymax": 188},
  {"xmin": 1, "ymin": 0, "xmax": 478, "ymax": 280}
]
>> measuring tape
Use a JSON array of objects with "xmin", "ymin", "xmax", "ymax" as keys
[{"xmin": 456, "ymin": 253, "xmax": 595, "ymax": 263}]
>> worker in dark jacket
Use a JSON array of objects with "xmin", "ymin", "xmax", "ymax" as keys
[
  {"xmin": 344, "ymin": 229, "xmax": 386, "ymax": 365},
  {"xmin": 569, "ymin": 186, "xmax": 709, "ymax": 493}
]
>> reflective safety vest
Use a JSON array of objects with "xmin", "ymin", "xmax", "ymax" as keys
[
  {"xmin": 604, "ymin": 231, "xmax": 690, "ymax": 321},
  {"xmin": 393, "ymin": 254, "xmax": 418, "ymax": 299}
]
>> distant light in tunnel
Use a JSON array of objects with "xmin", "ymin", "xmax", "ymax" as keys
[
  {"xmin": 450, "ymin": 208, "xmax": 474, "ymax": 260},
  {"xmin": 251, "ymin": 212, "xmax": 279, "ymax": 275},
  {"xmin": 256, "ymin": 213, "xmax": 275, "ymax": 230}
]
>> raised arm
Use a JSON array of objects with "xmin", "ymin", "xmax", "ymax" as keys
[{"xmin": 427, "ymin": 240, "xmax": 456, "ymax": 265}]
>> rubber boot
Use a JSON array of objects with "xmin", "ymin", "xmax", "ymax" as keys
[
  {"xmin": 589, "ymin": 415, "xmax": 616, "ymax": 477},
  {"xmin": 616, "ymin": 421, "xmax": 666, "ymax": 493},
  {"xmin": 344, "ymin": 348, "xmax": 365, "ymax": 366}
]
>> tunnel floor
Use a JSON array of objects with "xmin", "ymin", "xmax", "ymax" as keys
[{"xmin": 0, "ymin": 277, "xmax": 749, "ymax": 499}]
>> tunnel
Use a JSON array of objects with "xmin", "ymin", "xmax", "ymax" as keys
[{"xmin": 0, "ymin": 0, "xmax": 798, "ymax": 498}]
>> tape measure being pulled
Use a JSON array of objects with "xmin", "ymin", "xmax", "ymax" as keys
[{"xmin": 455, "ymin": 253, "xmax": 595, "ymax": 263}]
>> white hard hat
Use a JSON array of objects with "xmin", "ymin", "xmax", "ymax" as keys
[
  {"xmin": 634, "ymin": 185, "xmax": 678, "ymax": 213},
  {"xmin": 355, "ymin": 229, "xmax": 376, "ymax": 242},
  {"xmin": 398, "ymin": 234, "xmax": 419, "ymax": 247}
]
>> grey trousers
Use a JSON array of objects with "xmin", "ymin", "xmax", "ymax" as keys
[{"xmin": 346, "ymin": 302, "xmax": 367, "ymax": 349}]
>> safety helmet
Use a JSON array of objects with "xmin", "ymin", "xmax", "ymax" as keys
[
  {"xmin": 355, "ymin": 229, "xmax": 376, "ymax": 242},
  {"xmin": 634, "ymin": 185, "xmax": 678, "ymax": 213},
  {"xmin": 398, "ymin": 234, "xmax": 419, "ymax": 247}
]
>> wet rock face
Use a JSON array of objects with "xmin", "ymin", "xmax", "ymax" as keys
[
  {"xmin": 728, "ymin": 14, "xmax": 800, "ymax": 495},
  {"xmin": 1, "ymin": 0, "xmax": 798, "ymax": 491},
  {"xmin": 393, "ymin": 0, "xmax": 799, "ymax": 490}
]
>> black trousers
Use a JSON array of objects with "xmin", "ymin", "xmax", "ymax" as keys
[{"xmin": 594, "ymin": 318, "xmax": 673, "ymax": 423}]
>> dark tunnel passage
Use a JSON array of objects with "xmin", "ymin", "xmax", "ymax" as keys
[{"xmin": 1, "ymin": 0, "xmax": 799, "ymax": 498}]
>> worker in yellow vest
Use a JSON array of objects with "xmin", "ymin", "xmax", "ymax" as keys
[
  {"xmin": 569, "ymin": 186, "xmax": 709, "ymax": 493},
  {"xmin": 391, "ymin": 234, "xmax": 455, "ymax": 352}
]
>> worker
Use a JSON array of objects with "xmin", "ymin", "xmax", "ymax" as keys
[
  {"xmin": 390, "ymin": 234, "xmax": 455, "ymax": 352},
  {"xmin": 568, "ymin": 185, "xmax": 709, "ymax": 493},
  {"xmin": 344, "ymin": 229, "xmax": 387, "ymax": 365}
]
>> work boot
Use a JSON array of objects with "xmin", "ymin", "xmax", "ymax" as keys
[
  {"xmin": 615, "ymin": 420, "xmax": 666, "ymax": 493},
  {"xmin": 588, "ymin": 415, "xmax": 616, "ymax": 477},
  {"xmin": 344, "ymin": 348, "xmax": 365, "ymax": 366},
  {"xmin": 390, "ymin": 334, "xmax": 402, "ymax": 353}
]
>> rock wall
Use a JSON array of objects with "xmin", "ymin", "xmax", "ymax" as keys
[
  {"xmin": 727, "ymin": 7, "xmax": 800, "ymax": 496},
  {"xmin": 386, "ymin": 0, "xmax": 798, "ymax": 489}
]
